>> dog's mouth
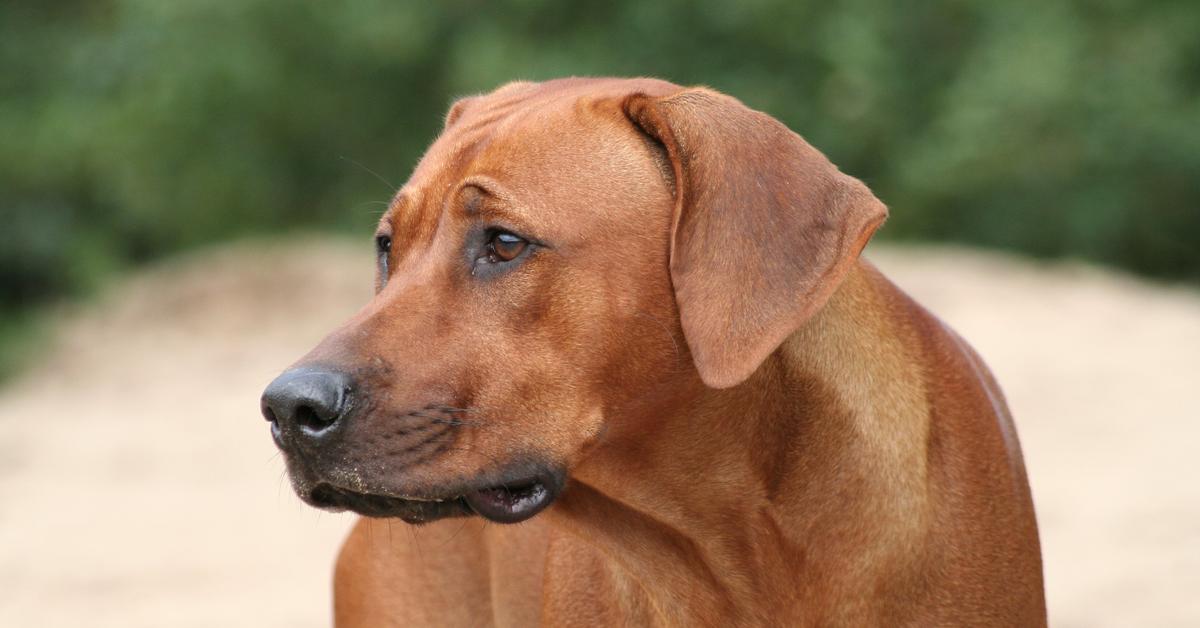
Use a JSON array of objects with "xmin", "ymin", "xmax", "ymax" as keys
[{"xmin": 307, "ymin": 474, "xmax": 562, "ymax": 524}]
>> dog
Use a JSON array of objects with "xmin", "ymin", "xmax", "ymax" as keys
[{"xmin": 260, "ymin": 77, "xmax": 1046, "ymax": 626}]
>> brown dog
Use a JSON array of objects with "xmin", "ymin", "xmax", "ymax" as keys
[{"xmin": 261, "ymin": 77, "xmax": 1045, "ymax": 626}]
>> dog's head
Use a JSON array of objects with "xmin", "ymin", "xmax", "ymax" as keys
[{"xmin": 260, "ymin": 78, "xmax": 885, "ymax": 524}]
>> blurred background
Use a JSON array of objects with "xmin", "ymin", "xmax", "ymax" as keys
[{"xmin": 1, "ymin": 1, "xmax": 1197, "ymax": 627}]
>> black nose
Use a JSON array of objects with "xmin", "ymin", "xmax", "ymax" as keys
[{"xmin": 261, "ymin": 367, "xmax": 353, "ymax": 441}]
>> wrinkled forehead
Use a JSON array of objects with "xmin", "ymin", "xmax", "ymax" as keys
[{"xmin": 379, "ymin": 79, "xmax": 676, "ymax": 243}]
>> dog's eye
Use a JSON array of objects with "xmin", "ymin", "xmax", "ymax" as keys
[
  {"xmin": 375, "ymin": 234, "xmax": 392, "ymax": 287},
  {"xmin": 375, "ymin": 234, "xmax": 392, "ymax": 256},
  {"xmin": 471, "ymin": 229, "xmax": 536, "ymax": 278},
  {"xmin": 487, "ymin": 232, "xmax": 527, "ymax": 263}
]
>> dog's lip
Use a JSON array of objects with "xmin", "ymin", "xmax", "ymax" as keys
[
  {"xmin": 307, "ymin": 483, "xmax": 472, "ymax": 523},
  {"xmin": 462, "ymin": 476, "xmax": 556, "ymax": 524},
  {"xmin": 307, "ymin": 472, "xmax": 562, "ymax": 524}
]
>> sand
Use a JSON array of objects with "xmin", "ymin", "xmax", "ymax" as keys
[{"xmin": 1, "ymin": 237, "xmax": 1196, "ymax": 627}]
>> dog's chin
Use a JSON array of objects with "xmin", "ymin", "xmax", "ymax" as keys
[{"xmin": 297, "ymin": 468, "xmax": 566, "ymax": 525}]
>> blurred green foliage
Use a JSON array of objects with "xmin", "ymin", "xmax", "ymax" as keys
[{"xmin": 2, "ymin": 0, "xmax": 1198, "ymax": 371}]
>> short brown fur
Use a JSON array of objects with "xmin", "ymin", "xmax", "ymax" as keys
[{"xmin": 276, "ymin": 78, "xmax": 1043, "ymax": 626}]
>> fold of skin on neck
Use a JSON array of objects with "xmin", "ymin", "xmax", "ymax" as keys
[{"xmin": 543, "ymin": 261, "xmax": 936, "ymax": 626}]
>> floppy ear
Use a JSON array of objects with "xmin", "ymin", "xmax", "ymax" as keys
[{"xmin": 624, "ymin": 88, "xmax": 887, "ymax": 389}]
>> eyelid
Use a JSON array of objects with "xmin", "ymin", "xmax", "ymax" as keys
[
  {"xmin": 463, "ymin": 194, "xmax": 540, "ymax": 242},
  {"xmin": 483, "ymin": 224, "xmax": 548, "ymax": 250},
  {"xmin": 375, "ymin": 234, "xmax": 392, "ymax": 253},
  {"xmin": 375, "ymin": 234, "xmax": 392, "ymax": 292}
]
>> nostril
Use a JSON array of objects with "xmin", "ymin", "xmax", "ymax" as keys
[
  {"xmin": 294, "ymin": 403, "xmax": 336, "ymax": 433},
  {"xmin": 261, "ymin": 367, "xmax": 353, "ymax": 440}
]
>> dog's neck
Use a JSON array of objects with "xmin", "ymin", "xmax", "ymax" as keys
[{"xmin": 546, "ymin": 261, "xmax": 933, "ymax": 623}]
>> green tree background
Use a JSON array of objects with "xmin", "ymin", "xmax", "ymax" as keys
[{"xmin": 2, "ymin": 0, "xmax": 1198, "ymax": 374}]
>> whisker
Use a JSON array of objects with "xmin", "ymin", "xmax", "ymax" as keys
[
  {"xmin": 409, "ymin": 523, "xmax": 425, "ymax": 563},
  {"xmin": 411, "ymin": 411, "xmax": 486, "ymax": 428},
  {"xmin": 442, "ymin": 519, "xmax": 471, "ymax": 548},
  {"xmin": 432, "ymin": 417, "xmax": 484, "ymax": 428},
  {"xmin": 409, "ymin": 405, "xmax": 488, "ymax": 428},
  {"xmin": 351, "ymin": 200, "xmax": 392, "ymax": 216},
  {"xmin": 277, "ymin": 469, "xmax": 288, "ymax": 502},
  {"xmin": 428, "ymin": 404, "xmax": 482, "ymax": 415},
  {"xmin": 633, "ymin": 308, "xmax": 684, "ymax": 365},
  {"xmin": 339, "ymin": 155, "xmax": 396, "ymax": 190}
]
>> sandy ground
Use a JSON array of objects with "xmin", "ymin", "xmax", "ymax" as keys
[{"xmin": 0, "ymin": 237, "xmax": 1196, "ymax": 627}]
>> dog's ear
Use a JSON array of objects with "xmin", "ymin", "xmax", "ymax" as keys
[
  {"xmin": 444, "ymin": 96, "xmax": 475, "ymax": 129},
  {"xmin": 623, "ymin": 88, "xmax": 887, "ymax": 389}
]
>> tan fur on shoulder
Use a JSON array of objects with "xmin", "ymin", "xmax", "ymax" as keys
[{"xmin": 264, "ymin": 77, "xmax": 1045, "ymax": 627}]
